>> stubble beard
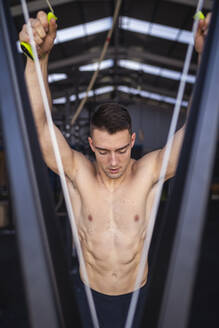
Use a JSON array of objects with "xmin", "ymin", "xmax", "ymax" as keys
[
  {"xmin": 105, "ymin": 169, "xmax": 124, "ymax": 179},
  {"xmin": 104, "ymin": 162, "xmax": 130, "ymax": 180}
]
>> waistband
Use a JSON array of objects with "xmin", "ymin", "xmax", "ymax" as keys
[{"xmin": 75, "ymin": 271, "xmax": 149, "ymax": 302}]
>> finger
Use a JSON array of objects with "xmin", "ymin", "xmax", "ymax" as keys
[
  {"xmin": 31, "ymin": 18, "xmax": 47, "ymax": 39},
  {"xmin": 198, "ymin": 19, "xmax": 205, "ymax": 33},
  {"xmin": 195, "ymin": 19, "xmax": 204, "ymax": 42},
  {"xmin": 203, "ymin": 12, "xmax": 212, "ymax": 36},
  {"xmin": 19, "ymin": 29, "xmax": 30, "ymax": 43},
  {"xmin": 21, "ymin": 24, "xmax": 28, "ymax": 36},
  {"xmin": 205, "ymin": 12, "xmax": 212, "ymax": 26},
  {"xmin": 48, "ymin": 18, "xmax": 57, "ymax": 38},
  {"xmin": 24, "ymin": 18, "xmax": 45, "ymax": 40},
  {"xmin": 194, "ymin": 21, "xmax": 203, "ymax": 45},
  {"xmin": 37, "ymin": 11, "xmax": 49, "ymax": 33},
  {"xmin": 33, "ymin": 33, "xmax": 44, "ymax": 46},
  {"xmin": 21, "ymin": 24, "xmax": 44, "ymax": 46}
]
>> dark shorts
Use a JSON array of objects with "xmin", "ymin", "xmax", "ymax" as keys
[{"xmin": 72, "ymin": 272, "xmax": 149, "ymax": 328}]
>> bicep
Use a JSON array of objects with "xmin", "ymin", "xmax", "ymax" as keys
[
  {"xmin": 136, "ymin": 126, "xmax": 185, "ymax": 186},
  {"xmin": 156, "ymin": 126, "xmax": 185, "ymax": 182}
]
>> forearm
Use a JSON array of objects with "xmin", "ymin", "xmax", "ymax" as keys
[
  {"xmin": 25, "ymin": 54, "xmax": 52, "ymax": 130},
  {"xmin": 185, "ymin": 52, "xmax": 202, "ymax": 123},
  {"xmin": 197, "ymin": 53, "xmax": 202, "ymax": 68},
  {"xmin": 165, "ymin": 74, "xmax": 197, "ymax": 176}
]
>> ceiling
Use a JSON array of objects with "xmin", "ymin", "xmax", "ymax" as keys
[{"xmin": 9, "ymin": 0, "xmax": 213, "ymax": 126}]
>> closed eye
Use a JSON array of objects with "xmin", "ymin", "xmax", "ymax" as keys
[
  {"xmin": 118, "ymin": 149, "xmax": 127, "ymax": 154},
  {"xmin": 117, "ymin": 147, "xmax": 129, "ymax": 154}
]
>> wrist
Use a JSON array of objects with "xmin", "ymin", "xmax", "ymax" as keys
[
  {"xmin": 198, "ymin": 53, "xmax": 202, "ymax": 67},
  {"xmin": 39, "ymin": 52, "xmax": 49, "ymax": 62},
  {"xmin": 25, "ymin": 55, "xmax": 49, "ymax": 83},
  {"xmin": 26, "ymin": 53, "xmax": 49, "ymax": 68}
]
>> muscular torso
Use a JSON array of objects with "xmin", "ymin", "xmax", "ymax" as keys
[{"xmin": 67, "ymin": 155, "xmax": 158, "ymax": 295}]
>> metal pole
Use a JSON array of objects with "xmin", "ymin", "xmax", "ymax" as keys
[
  {"xmin": 140, "ymin": 1, "xmax": 219, "ymax": 327},
  {"xmin": 0, "ymin": 1, "xmax": 81, "ymax": 327}
]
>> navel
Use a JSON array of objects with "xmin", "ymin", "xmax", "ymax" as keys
[
  {"xmin": 134, "ymin": 215, "xmax": 140, "ymax": 222},
  {"xmin": 88, "ymin": 215, "xmax": 93, "ymax": 222}
]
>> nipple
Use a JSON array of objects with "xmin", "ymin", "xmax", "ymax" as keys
[
  {"xmin": 134, "ymin": 215, "xmax": 140, "ymax": 222},
  {"xmin": 88, "ymin": 215, "xmax": 93, "ymax": 222}
]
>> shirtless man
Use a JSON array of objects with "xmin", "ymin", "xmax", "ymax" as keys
[{"xmin": 19, "ymin": 11, "xmax": 210, "ymax": 328}]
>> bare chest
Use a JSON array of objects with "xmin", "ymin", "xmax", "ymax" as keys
[
  {"xmin": 70, "ymin": 179, "xmax": 153, "ymax": 238},
  {"xmin": 68, "ymin": 177, "xmax": 156, "ymax": 272}
]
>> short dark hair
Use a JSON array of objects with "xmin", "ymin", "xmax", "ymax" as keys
[{"xmin": 90, "ymin": 103, "xmax": 132, "ymax": 135}]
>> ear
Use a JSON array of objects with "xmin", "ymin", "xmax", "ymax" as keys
[
  {"xmin": 88, "ymin": 136, "xmax": 95, "ymax": 152},
  {"xmin": 131, "ymin": 132, "xmax": 136, "ymax": 148}
]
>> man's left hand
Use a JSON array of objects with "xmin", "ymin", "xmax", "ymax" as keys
[{"xmin": 195, "ymin": 12, "xmax": 211, "ymax": 55}]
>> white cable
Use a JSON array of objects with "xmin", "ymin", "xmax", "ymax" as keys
[
  {"xmin": 20, "ymin": 1, "xmax": 100, "ymax": 327},
  {"xmin": 125, "ymin": 1, "xmax": 204, "ymax": 327},
  {"xmin": 46, "ymin": 0, "xmax": 54, "ymax": 14}
]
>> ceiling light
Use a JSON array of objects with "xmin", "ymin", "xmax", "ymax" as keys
[
  {"xmin": 55, "ymin": 17, "xmax": 112, "ymax": 44},
  {"xmin": 53, "ymin": 86, "xmax": 114, "ymax": 104},
  {"xmin": 48, "ymin": 73, "xmax": 67, "ymax": 83},
  {"xmin": 118, "ymin": 85, "xmax": 188, "ymax": 107},
  {"xmin": 118, "ymin": 59, "xmax": 195, "ymax": 83},
  {"xmin": 120, "ymin": 16, "xmax": 193, "ymax": 44},
  {"xmin": 53, "ymin": 97, "xmax": 66, "ymax": 104},
  {"xmin": 94, "ymin": 86, "xmax": 114, "ymax": 95},
  {"xmin": 79, "ymin": 59, "xmax": 114, "ymax": 71}
]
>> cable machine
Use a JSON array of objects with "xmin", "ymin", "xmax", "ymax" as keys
[
  {"xmin": 0, "ymin": 0, "xmax": 218, "ymax": 327},
  {"xmin": 0, "ymin": 1, "xmax": 81, "ymax": 327},
  {"xmin": 141, "ymin": 1, "xmax": 219, "ymax": 327}
]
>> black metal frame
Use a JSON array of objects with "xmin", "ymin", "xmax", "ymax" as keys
[
  {"xmin": 140, "ymin": 1, "xmax": 219, "ymax": 327},
  {"xmin": 1, "ymin": 0, "xmax": 219, "ymax": 327},
  {"xmin": 0, "ymin": 1, "xmax": 81, "ymax": 327}
]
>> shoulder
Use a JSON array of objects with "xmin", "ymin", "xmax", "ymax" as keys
[
  {"xmin": 132, "ymin": 149, "xmax": 161, "ymax": 183},
  {"xmin": 133, "ymin": 149, "xmax": 160, "ymax": 171},
  {"xmin": 69, "ymin": 150, "xmax": 96, "ymax": 186}
]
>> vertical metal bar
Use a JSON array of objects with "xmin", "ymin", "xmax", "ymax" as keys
[
  {"xmin": 0, "ymin": 1, "xmax": 81, "ymax": 327},
  {"xmin": 140, "ymin": 2, "xmax": 219, "ymax": 327},
  {"xmin": 158, "ymin": 1, "xmax": 219, "ymax": 327}
]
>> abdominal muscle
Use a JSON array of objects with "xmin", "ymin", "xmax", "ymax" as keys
[
  {"xmin": 68, "ymin": 164, "xmax": 154, "ymax": 296},
  {"xmin": 78, "ymin": 221, "xmax": 149, "ymax": 295}
]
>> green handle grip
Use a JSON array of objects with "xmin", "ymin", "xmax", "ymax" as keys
[{"xmin": 194, "ymin": 11, "xmax": 205, "ymax": 20}]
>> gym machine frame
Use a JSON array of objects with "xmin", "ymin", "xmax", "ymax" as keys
[
  {"xmin": 0, "ymin": 0, "xmax": 218, "ymax": 327},
  {"xmin": 141, "ymin": 1, "xmax": 219, "ymax": 327},
  {"xmin": 0, "ymin": 1, "xmax": 81, "ymax": 327}
]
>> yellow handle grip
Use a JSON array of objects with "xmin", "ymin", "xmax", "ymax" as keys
[
  {"xmin": 194, "ymin": 11, "xmax": 205, "ymax": 20},
  {"xmin": 20, "ymin": 12, "xmax": 57, "ymax": 60}
]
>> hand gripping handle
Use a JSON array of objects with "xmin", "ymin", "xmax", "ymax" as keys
[{"xmin": 20, "ymin": 12, "xmax": 57, "ymax": 60}]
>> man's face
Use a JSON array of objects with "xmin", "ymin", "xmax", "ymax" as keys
[{"xmin": 88, "ymin": 129, "xmax": 136, "ymax": 179}]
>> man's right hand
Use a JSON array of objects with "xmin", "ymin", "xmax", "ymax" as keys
[{"xmin": 19, "ymin": 11, "xmax": 57, "ymax": 59}]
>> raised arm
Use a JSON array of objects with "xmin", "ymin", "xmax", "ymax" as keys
[
  {"xmin": 136, "ymin": 13, "xmax": 211, "ymax": 184},
  {"xmin": 19, "ymin": 11, "xmax": 81, "ymax": 181},
  {"xmin": 154, "ymin": 12, "xmax": 212, "ymax": 182}
]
